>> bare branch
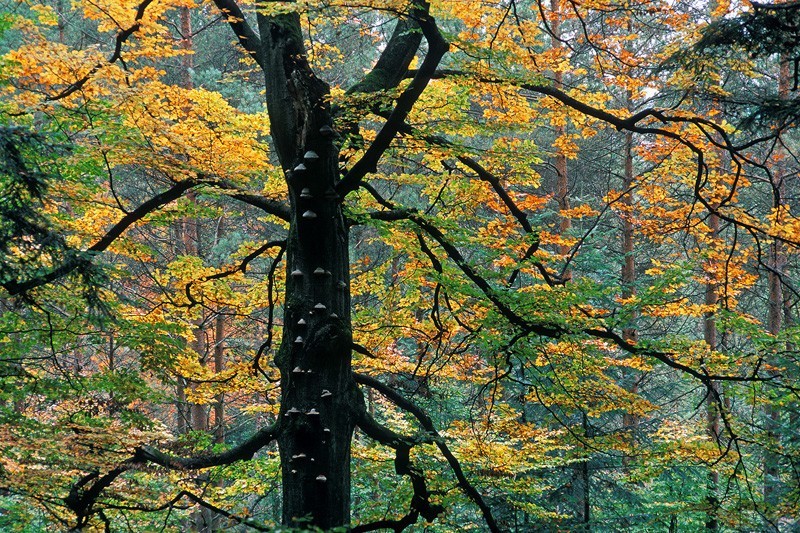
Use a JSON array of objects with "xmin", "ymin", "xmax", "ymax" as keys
[
  {"xmin": 354, "ymin": 372, "xmax": 501, "ymax": 533},
  {"xmin": 134, "ymin": 422, "xmax": 279, "ymax": 469},
  {"xmin": 211, "ymin": 0, "xmax": 264, "ymax": 68},
  {"xmin": 337, "ymin": 4, "xmax": 450, "ymax": 195}
]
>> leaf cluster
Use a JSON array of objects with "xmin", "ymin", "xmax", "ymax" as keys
[
  {"xmin": 0, "ymin": 127, "xmax": 106, "ymax": 309},
  {"xmin": 671, "ymin": 1, "xmax": 800, "ymax": 129}
]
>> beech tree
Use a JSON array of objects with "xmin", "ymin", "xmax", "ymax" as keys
[{"xmin": 2, "ymin": 0, "xmax": 800, "ymax": 530}]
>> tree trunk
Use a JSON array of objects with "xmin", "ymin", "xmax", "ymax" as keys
[
  {"xmin": 549, "ymin": 4, "xmax": 585, "ymax": 525},
  {"xmin": 704, "ymin": 211, "xmax": 720, "ymax": 531},
  {"xmin": 551, "ymin": 1, "xmax": 571, "ymax": 281},
  {"xmin": 621, "ymin": 116, "xmax": 639, "ymax": 467},
  {"xmin": 214, "ymin": 310, "xmax": 225, "ymax": 444},
  {"xmin": 175, "ymin": 5, "xmax": 196, "ymax": 438},
  {"xmin": 213, "ymin": 216, "xmax": 226, "ymax": 444},
  {"xmin": 573, "ymin": 413, "xmax": 591, "ymax": 531},
  {"xmin": 256, "ymin": 12, "xmax": 356, "ymax": 528},
  {"xmin": 764, "ymin": 54, "xmax": 789, "ymax": 516}
]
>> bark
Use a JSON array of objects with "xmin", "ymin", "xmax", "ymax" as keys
[
  {"xmin": 246, "ymin": 3, "xmax": 449, "ymax": 526},
  {"xmin": 176, "ymin": 375, "xmax": 189, "ymax": 435},
  {"xmin": 255, "ymin": 9, "xmax": 357, "ymax": 528},
  {"xmin": 551, "ymin": 0, "xmax": 571, "ymax": 282},
  {"xmin": 621, "ymin": 100, "xmax": 639, "ymax": 468},
  {"xmin": 189, "ymin": 315, "xmax": 209, "ymax": 433},
  {"xmin": 574, "ymin": 413, "xmax": 591, "ymax": 531},
  {"xmin": 56, "ymin": 0, "xmax": 65, "ymax": 43},
  {"xmin": 550, "ymin": 2, "xmax": 584, "ymax": 525},
  {"xmin": 173, "ymin": 11, "xmax": 197, "ymax": 430},
  {"xmin": 621, "ymin": 128, "xmax": 636, "ymax": 343},
  {"xmin": 212, "ymin": 210, "xmax": 226, "ymax": 446},
  {"xmin": 214, "ymin": 311, "xmax": 225, "ymax": 443},
  {"xmin": 764, "ymin": 55, "xmax": 790, "ymax": 515},
  {"xmin": 179, "ymin": 17, "xmax": 214, "ymax": 530},
  {"xmin": 704, "ymin": 211, "xmax": 720, "ymax": 531}
]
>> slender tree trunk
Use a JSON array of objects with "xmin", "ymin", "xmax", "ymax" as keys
[
  {"xmin": 190, "ymin": 324, "xmax": 209, "ymax": 432},
  {"xmin": 621, "ymin": 128, "xmax": 636, "ymax": 343},
  {"xmin": 214, "ymin": 311, "xmax": 225, "ymax": 443},
  {"xmin": 173, "ymin": 5, "xmax": 197, "ymax": 438},
  {"xmin": 621, "ymin": 114, "xmax": 639, "ymax": 468},
  {"xmin": 704, "ymin": 211, "xmax": 720, "ymax": 531},
  {"xmin": 178, "ymin": 11, "xmax": 213, "ymax": 531},
  {"xmin": 56, "ymin": 0, "xmax": 66, "ymax": 43},
  {"xmin": 619, "ymin": 125, "xmax": 640, "ymax": 532},
  {"xmin": 551, "ymin": 6, "xmax": 571, "ymax": 281},
  {"xmin": 702, "ymin": 4, "xmax": 727, "ymax": 517},
  {"xmin": 210, "ymin": 216, "xmax": 226, "ymax": 444},
  {"xmin": 764, "ymin": 55, "xmax": 790, "ymax": 516},
  {"xmin": 549, "ymin": 2, "xmax": 585, "ymax": 525},
  {"xmin": 572, "ymin": 413, "xmax": 591, "ymax": 531},
  {"xmin": 552, "ymin": 63, "xmax": 570, "ymax": 270}
]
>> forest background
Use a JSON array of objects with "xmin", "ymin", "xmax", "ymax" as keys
[{"xmin": 0, "ymin": 0, "xmax": 798, "ymax": 531}]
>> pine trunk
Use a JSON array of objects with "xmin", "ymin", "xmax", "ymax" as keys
[
  {"xmin": 764, "ymin": 55, "xmax": 789, "ymax": 515},
  {"xmin": 621, "ymin": 126, "xmax": 639, "ymax": 451},
  {"xmin": 704, "ymin": 212, "xmax": 720, "ymax": 531}
]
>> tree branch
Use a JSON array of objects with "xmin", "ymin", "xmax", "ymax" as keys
[
  {"xmin": 64, "ymin": 465, "xmax": 132, "ymax": 529},
  {"xmin": 412, "ymin": 69, "xmax": 800, "ymax": 249},
  {"xmin": 47, "ymin": 0, "xmax": 155, "ymax": 101},
  {"xmin": 2, "ymin": 178, "xmax": 206, "ymax": 296},
  {"xmin": 353, "ymin": 408, "xmax": 442, "ymax": 530},
  {"xmin": 354, "ymin": 187, "xmax": 778, "ymax": 385},
  {"xmin": 354, "ymin": 372, "xmax": 501, "ymax": 533},
  {"xmin": 226, "ymin": 192, "xmax": 290, "ymax": 221},
  {"xmin": 103, "ymin": 490, "xmax": 274, "ymax": 531},
  {"xmin": 133, "ymin": 422, "xmax": 279, "ymax": 470},
  {"xmin": 346, "ymin": 16, "xmax": 423, "ymax": 96},
  {"xmin": 211, "ymin": 0, "xmax": 264, "ymax": 68},
  {"xmin": 182, "ymin": 239, "xmax": 286, "ymax": 308},
  {"xmin": 62, "ymin": 413, "xmax": 279, "ymax": 527},
  {"xmin": 453, "ymin": 155, "xmax": 564, "ymax": 286},
  {"xmin": 337, "ymin": 3, "xmax": 449, "ymax": 196}
]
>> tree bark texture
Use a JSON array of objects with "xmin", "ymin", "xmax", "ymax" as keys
[
  {"xmin": 704, "ymin": 211, "xmax": 720, "ymax": 532},
  {"xmin": 256, "ymin": 11, "xmax": 356, "ymax": 528},
  {"xmin": 763, "ymin": 55, "xmax": 790, "ymax": 515},
  {"xmin": 621, "ymin": 125, "xmax": 640, "ymax": 474},
  {"xmin": 550, "ymin": 0, "xmax": 572, "ymax": 282}
]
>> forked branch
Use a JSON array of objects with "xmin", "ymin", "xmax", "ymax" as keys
[
  {"xmin": 211, "ymin": 0, "xmax": 265, "ymax": 68},
  {"xmin": 354, "ymin": 372, "xmax": 501, "ymax": 533},
  {"xmin": 62, "ymin": 423, "xmax": 280, "ymax": 528},
  {"xmin": 47, "ymin": 0, "xmax": 155, "ymax": 101},
  {"xmin": 353, "ymin": 408, "xmax": 443, "ymax": 531},
  {"xmin": 338, "ymin": 2, "xmax": 450, "ymax": 195}
]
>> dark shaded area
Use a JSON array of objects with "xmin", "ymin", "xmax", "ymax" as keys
[
  {"xmin": 673, "ymin": 1, "xmax": 800, "ymax": 129},
  {"xmin": 0, "ymin": 127, "xmax": 105, "ymax": 307}
]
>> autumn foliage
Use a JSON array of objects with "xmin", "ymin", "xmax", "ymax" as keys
[{"xmin": 0, "ymin": 0, "xmax": 798, "ymax": 531}]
